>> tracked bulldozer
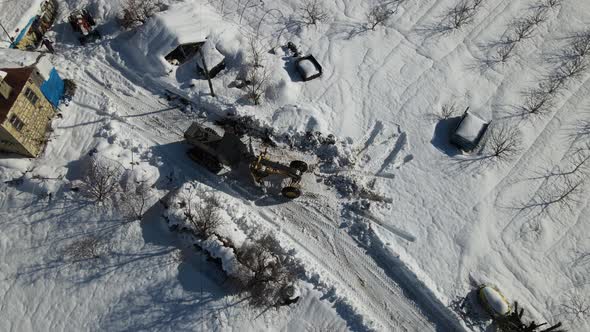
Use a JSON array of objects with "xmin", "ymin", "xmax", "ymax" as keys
[{"xmin": 184, "ymin": 122, "xmax": 307, "ymax": 199}]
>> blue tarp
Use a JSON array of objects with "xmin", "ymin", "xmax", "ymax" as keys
[
  {"xmin": 9, "ymin": 16, "xmax": 37, "ymax": 49},
  {"xmin": 40, "ymin": 68, "xmax": 64, "ymax": 108}
]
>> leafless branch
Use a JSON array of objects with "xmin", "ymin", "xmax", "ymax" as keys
[
  {"xmin": 367, "ymin": 4, "xmax": 396, "ymax": 31},
  {"xmin": 298, "ymin": 0, "xmax": 329, "ymax": 27},
  {"xmin": 80, "ymin": 157, "xmax": 122, "ymax": 204},
  {"xmin": 185, "ymin": 195, "xmax": 224, "ymax": 238}
]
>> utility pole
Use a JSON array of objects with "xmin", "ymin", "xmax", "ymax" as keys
[
  {"xmin": 198, "ymin": 48, "xmax": 216, "ymax": 98},
  {"xmin": 0, "ymin": 20, "xmax": 14, "ymax": 43}
]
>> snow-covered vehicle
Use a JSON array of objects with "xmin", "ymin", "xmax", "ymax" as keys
[
  {"xmin": 478, "ymin": 285, "xmax": 511, "ymax": 318},
  {"xmin": 68, "ymin": 9, "xmax": 100, "ymax": 45},
  {"xmin": 184, "ymin": 122, "xmax": 308, "ymax": 199},
  {"xmin": 450, "ymin": 108, "xmax": 490, "ymax": 152},
  {"xmin": 296, "ymin": 55, "xmax": 322, "ymax": 81}
]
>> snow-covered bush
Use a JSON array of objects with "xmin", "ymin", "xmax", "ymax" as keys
[
  {"xmin": 119, "ymin": 0, "xmax": 166, "ymax": 29},
  {"xmin": 237, "ymin": 233, "xmax": 302, "ymax": 307},
  {"xmin": 119, "ymin": 181, "xmax": 153, "ymax": 221}
]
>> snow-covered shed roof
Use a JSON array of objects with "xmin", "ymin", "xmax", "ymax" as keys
[
  {"xmin": 455, "ymin": 111, "xmax": 488, "ymax": 143},
  {"xmin": 129, "ymin": 2, "xmax": 234, "ymax": 74},
  {"xmin": 0, "ymin": 71, "xmax": 7, "ymax": 81}
]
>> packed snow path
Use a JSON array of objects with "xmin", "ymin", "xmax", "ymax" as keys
[{"xmin": 56, "ymin": 45, "xmax": 452, "ymax": 331}]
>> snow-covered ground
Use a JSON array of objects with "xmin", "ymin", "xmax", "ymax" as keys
[{"xmin": 1, "ymin": 0, "xmax": 590, "ymax": 331}]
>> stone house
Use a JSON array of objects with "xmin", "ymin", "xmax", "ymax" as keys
[{"xmin": 0, "ymin": 65, "xmax": 61, "ymax": 157}]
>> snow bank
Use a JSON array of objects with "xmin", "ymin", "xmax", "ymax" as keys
[{"xmin": 128, "ymin": 2, "xmax": 236, "ymax": 75}]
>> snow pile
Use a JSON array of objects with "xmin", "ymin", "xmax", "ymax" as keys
[{"xmin": 196, "ymin": 39, "xmax": 225, "ymax": 70}]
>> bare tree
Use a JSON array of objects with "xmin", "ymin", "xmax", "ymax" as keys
[
  {"xmin": 560, "ymin": 291, "xmax": 590, "ymax": 324},
  {"xmin": 298, "ymin": 0, "xmax": 329, "ymax": 27},
  {"xmin": 366, "ymin": 4, "xmax": 395, "ymax": 31},
  {"xmin": 520, "ymin": 88, "xmax": 555, "ymax": 117},
  {"xmin": 245, "ymin": 65, "xmax": 270, "ymax": 105},
  {"xmin": 447, "ymin": 1, "xmax": 476, "ymax": 30},
  {"xmin": 80, "ymin": 157, "xmax": 122, "ymax": 204},
  {"xmin": 185, "ymin": 196, "xmax": 224, "ymax": 238},
  {"xmin": 485, "ymin": 123, "xmax": 523, "ymax": 162},
  {"xmin": 63, "ymin": 236, "xmax": 105, "ymax": 262},
  {"xmin": 237, "ymin": 233, "xmax": 301, "ymax": 307},
  {"xmin": 120, "ymin": 181, "xmax": 152, "ymax": 221},
  {"xmin": 119, "ymin": 0, "xmax": 164, "ymax": 29}
]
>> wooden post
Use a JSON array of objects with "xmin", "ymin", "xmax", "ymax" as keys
[{"xmin": 198, "ymin": 48, "xmax": 216, "ymax": 98}]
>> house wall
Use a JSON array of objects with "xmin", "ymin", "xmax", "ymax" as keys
[{"xmin": 0, "ymin": 73, "xmax": 55, "ymax": 157}]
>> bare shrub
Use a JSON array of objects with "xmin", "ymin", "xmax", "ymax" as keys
[
  {"xmin": 496, "ymin": 301, "xmax": 564, "ymax": 332},
  {"xmin": 237, "ymin": 234, "xmax": 301, "ymax": 307},
  {"xmin": 366, "ymin": 4, "xmax": 395, "ymax": 31},
  {"xmin": 119, "ymin": 0, "xmax": 164, "ymax": 29},
  {"xmin": 440, "ymin": 102, "xmax": 459, "ymax": 119},
  {"xmin": 80, "ymin": 157, "xmax": 122, "ymax": 204},
  {"xmin": 485, "ymin": 123, "xmax": 522, "ymax": 162},
  {"xmin": 245, "ymin": 65, "xmax": 270, "ymax": 105},
  {"xmin": 298, "ymin": 0, "xmax": 329, "ymax": 27},
  {"xmin": 246, "ymin": 34, "xmax": 267, "ymax": 68},
  {"xmin": 560, "ymin": 292, "xmax": 590, "ymax": 325},
  {"xmin": 185, "ymin": 196, "xmax": 224, "ymax": 239},
  {"xmin": 120, "ymin": 181, "xmax": 152, "ymax": 221},
  {"xmin": 63, "ymin": 236, "xmax": 105, "ymax": 262}
]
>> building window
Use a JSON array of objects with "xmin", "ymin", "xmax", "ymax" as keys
[
  {"xmin": 9, "ymin": 115, "xmax": 25, "ymax": 131},
  {"xmin": 24, "ymin": 87, "xmax": 39, "ymax": 105}
]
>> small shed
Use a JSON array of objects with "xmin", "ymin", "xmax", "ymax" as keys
[
  {"xmin": 450, "ymin": 109, "xmax": 490, "ymax": 152},
  {"xmin": 296, "ymin": 55, "xmax": 322, "ymax": 81}
]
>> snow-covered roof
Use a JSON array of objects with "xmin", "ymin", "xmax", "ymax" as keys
[
  {"xmin": 0, "ymin": 48, "xmax": 40, "ymax": 69},
  {"xmin": 455, "ymin": 111, "xmax": 488, "ymax": 143},
  {"xmin": 129, "ymin": 2, "xmax": 234, "ymax": 74},
  {"xmin": 298, "ymin": 59, "xmax": 320, "ymax": 80},
  {"xmin": 0, "ymin": 71, "xmax": 6, "ymax": 81},
  {"xmin": 196, "ymin": 39, "xmax": 225, "ymax": 69}
]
